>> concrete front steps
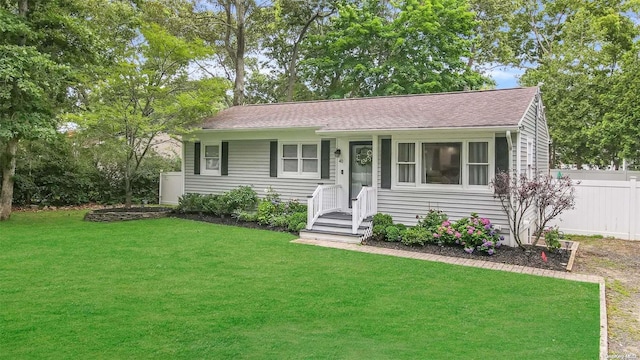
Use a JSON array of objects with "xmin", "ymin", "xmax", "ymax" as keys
[{"xmin": 299, "ymin": 212, "xmax": 372, "ymax": 244}]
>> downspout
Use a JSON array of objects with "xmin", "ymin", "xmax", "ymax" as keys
[
  {"xmin": 506, "ymin": 130, "xmax": 513, "ymax": 173},
  {"xmin": 535, "ymin": 87, "xmax": 541, "ymax": 175},
  {"xmin": 506, "ymin": 130, "xmax": 515, "ymax": 246}
]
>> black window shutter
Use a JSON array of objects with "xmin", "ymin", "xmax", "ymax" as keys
[
  {"xmin": 194, "ymin": 142, "xmax": 201, "ymax": 175},
  {"xmin": 381, "ymin": 138, "xmax": 391, "ymax": 189},
  {"xmin": 221, "ymin": 141, "xmax": 229, "ymax": 176},
  {"xmin": 321, "ymin": 140, "xmax": 330, "ymax": 179},
  {"xmin": 495, "ymin": 137, "xmax": 509, "ymax": 174},
  {"xmin": 269, "ymin": 141, "xmax": 278, "ymax": 177}
]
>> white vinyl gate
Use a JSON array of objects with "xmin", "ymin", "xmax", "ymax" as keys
[{"xmin": 159, "ymin": 172, "xmax": 184, "ymax": 205}]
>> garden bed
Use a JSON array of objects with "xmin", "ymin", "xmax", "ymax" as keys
[
  {"xmin": 84, "ymin": 207, "xmax": 173, "ymax": 222},
  {"xmin": 363, "ymin": 238, "xmax": 572, "ymax": 271},
  {"xmin": 171, "ymin": 213, "xmax": 292, "ymax": 233}
]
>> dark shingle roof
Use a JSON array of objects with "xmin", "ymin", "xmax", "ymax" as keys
[{"xmin": 201, "ymin": 87, "xmax": 537, "ymax": 132}]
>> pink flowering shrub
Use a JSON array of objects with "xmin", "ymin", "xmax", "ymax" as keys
[
  {"xmin": 452, "ymin": 213, "xmax": 502, "ymax": 255},
  {"xmin": 374, "ymin": 210, "xmax": 504, "ymax": 255}
]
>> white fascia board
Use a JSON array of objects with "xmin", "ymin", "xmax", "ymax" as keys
[
  {"xmin": 517, "ymin": 96, "xmax": 537, "ymax": 128},
  {"xmin": 315, "ymin": 126, "xmax": 519, "ymax": 136},
  {"xmin": 191, "ymin": 127, "xmax": 323, "ymax": 141}
]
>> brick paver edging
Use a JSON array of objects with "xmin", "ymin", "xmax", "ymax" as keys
[{"xmin": 291, "ymin": 239, "xmax": 608, "ymax": 359}]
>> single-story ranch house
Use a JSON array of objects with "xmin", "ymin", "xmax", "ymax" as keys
[{"xmin": 182, "ymin": 87, "xmax": 549, "ymax": 246}]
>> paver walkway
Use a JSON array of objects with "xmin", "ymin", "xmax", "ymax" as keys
[{"xmin": 293, "ymin": 238, "xmax": 603, "ymax": 283}]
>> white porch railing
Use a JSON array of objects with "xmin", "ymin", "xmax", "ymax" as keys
[
  {"xmin": 352, "ymin": 186, "xmax": 377, "ymax": 234},
  {"xmin": 306, "ymin": 184, "xmax": 342, "ymax": 229}
]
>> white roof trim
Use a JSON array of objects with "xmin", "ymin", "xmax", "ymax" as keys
[{"xmin": 315, "ymin": 125, "xmax": 520, "ymax": 135}]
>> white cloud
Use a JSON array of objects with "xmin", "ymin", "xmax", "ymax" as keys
[{"xmin": 485, "ymin": 65, "xmax": 524, "ymax": 89}]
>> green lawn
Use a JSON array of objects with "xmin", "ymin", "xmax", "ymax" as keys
[{"xmin": 0, "ymin": 211, "xmax": 600, "ymax": 359}]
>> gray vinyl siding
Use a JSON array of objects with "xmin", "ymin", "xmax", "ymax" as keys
[
  {"xmin": 517, "ymin": 95, "xmax": 551, "ymax": 240},
  {"xmin": 518, "ymin": 95, "xmax": 549, "ymax": 176},
  {"xmin": 375, "ymin": 137, "xmax": 511, "ymax": 243},
  {"xmin": 377, "ymin": 189, "xmax": 509, "ymax": 229},
  {"xmin": 519, "ymin": 99, "xmax": 536, "ymax": 175},
  {"xmin": 536, "ymin": 112, "xmax": 550, "ymax": 175},
  {"xmin": 184, "ymin": 139, "xmax": 335, "ymax": 201}
]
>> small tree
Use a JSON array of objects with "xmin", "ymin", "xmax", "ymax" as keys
[
  {"xmin": 491, "ymin": 172, "xmax": 576, "ymax": 249},
  {"xmin": 76, "ymin": 21, "xmax": 228, "ymax": 207}
]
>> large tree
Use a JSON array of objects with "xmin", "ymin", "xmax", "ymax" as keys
[
  {"xmin": 298, "ymin": 0, "xmax": 490, "ymax": 99},
  {"xmin": 75, "ymin": 18, "xmax": 228, "ymax": 207},
  {"xmin": 193, "ymin": 0, "xmax": 269, "ymax": 105},
  {"xmin": 0, "ymin": 0, "xmax": 128, "ymax": 220},
  {"xmin": 488, "ymin": 0, "xmax": 638, "ymax": 167}
]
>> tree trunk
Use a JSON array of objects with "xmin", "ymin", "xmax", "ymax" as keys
[
  {"xmin": 232, "ymin": 1, "xmax": 245, "ymax": 106},
  {"xmin": 0, "ymin": 138, "xmax": 19, "ymax": 220},
  {"xmin": 124, "ymin": 173, "xmax": 132, "ymax": 208},
  {"xmin": 286, "ymin": 13, "xmax": 320, "ymax": 102}
]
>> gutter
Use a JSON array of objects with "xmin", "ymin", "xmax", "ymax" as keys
[
  {"xmin": 196, "ymin": 126, "xmax": 322, "ymax": 133},
  {"xmin": 535, "ymin": 88, "xmax": 540, "ymax": 174},
  {"xmin": 315, "ymin": 125, "xmax": 520, "ymax": 135}
]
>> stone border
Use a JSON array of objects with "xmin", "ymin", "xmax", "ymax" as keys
[
  {"xmin": 291, "ymin": 238, "xmax": 607, "ymax": 359},
  {"xmin": 567, "ymin": 241, "xmax": 579, "ymax": 272},
  {"xmin": 599, "ymin": 282, "xmax": 608, "ymax": 360},
  {"xmin": 84, "ymin": 209, "xmax": 172, "ymax": 222}
]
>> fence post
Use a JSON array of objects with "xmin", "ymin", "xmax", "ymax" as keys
[
  {"xmin": 307, "ymin": 196, "xmax": 313, "ymax": 230},
  {"xmin": 158, "ymin": 171, "xmax": 163, "ymax": 205},
  {"xmin": 630, "ymin": 176, "xmax": 637, "ymax": 240}
]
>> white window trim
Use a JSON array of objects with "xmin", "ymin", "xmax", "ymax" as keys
[
  {"xmin": 396, "ymin": 142, "xmax": 417, "ymax": 184},
  {"xmin": 526, "ymin": 137, "xmax": 534, "ymax": 178},
  {"xmin": 201, "ymin": 141, "xmax": 221, "ymax": 176},
  {"xmin": 391, "ymin": 137, "xmax": 494, "ymax": 191},
  {"xmin": 278, "ymin": 141, "xmax": 321, "ymax": 179},
  {"xmin": 467, "ymin": 141, "xmax": 491, "ymax": 187}
]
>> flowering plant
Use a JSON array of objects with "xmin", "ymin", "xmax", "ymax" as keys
[{"xmin": 453, "ymin": 213, "xmax": 502, "ymax": 255}]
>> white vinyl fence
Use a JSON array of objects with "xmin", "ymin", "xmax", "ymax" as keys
[
  {"xmin": 549, "ymin": 176, "xmax": 639, "ymax": 240},
  {"xmin": 159, "ymin": 172, "xmax": 184, "ymax": 205}
]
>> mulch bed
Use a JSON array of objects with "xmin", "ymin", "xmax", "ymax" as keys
[
  {"xmin": 170, "ymin": 213, "xmax": 292, "ymax": 233},
  {"xmin": 174, "ymin": 213, "xmax": 570, "ymax": 271},
  {"xmin": 363, "ymin": 238, "xmax": 571, "ymax": 271},
  {"xmin": 90, "ymin": 207, "xmax": 174, "ymax": 213}
]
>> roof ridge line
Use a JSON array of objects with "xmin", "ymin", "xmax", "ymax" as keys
[{"xmin": 237, "ymin": 87, "xmax": 536, "ymax": 107}]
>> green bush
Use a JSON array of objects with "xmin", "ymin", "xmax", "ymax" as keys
[
  {"xmin": 287, "ymin": 212, "xmax": 307, "ymax": 232},
  {"xmin": 219, "ymin": 186, "xmax": 258, "ymax": 215},
  {"xmin": 235, "ymin": 210, "xmax": 258, "ymax": 222},
  {"xmin": 372, "ymin": 213, "xmax": 394, "ymax": 240},
  {"xmin": 176, "ymin": 193, "xmax": 206, "ymax": 213},
  {"xmin": 543, "ymin": 227, "xmax": 562, "ymax": 252},
  {"xmin": 176, "ymin": 186, "xmax": 258, "ymax": 216},
  {"xmin": 416, "ymin": 210, "xmax": 448, "ymax": 230},
  {"xmin": 257, "ymin": 200, "xmax": 279, "ymax": 225},
  {"xmin": 401, "ymin": 227, "xmax": 430, "ymax": 246},
  {"xmin": 201, "ymin": 194, "xmax": 223, "ymax": 215},
  {"xmin": 284, "ymin": 199, "xmax": 306, "ymax": 214},
  {"xmin": 385, "ymin": 225, "xmax": 402, "ymax": 242},
  {"xmin": 271, "ymin": 215, "xmax": 289, "ymax": 228}
]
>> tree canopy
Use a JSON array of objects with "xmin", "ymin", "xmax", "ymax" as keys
[{"xmin": 3, "ymin": 0, "xmax": 640, "ymax": 216}]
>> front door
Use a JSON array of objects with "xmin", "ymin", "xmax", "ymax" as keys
[{"xmin": 349, "ymin": 141, "xmax": 373, "ymax": 206}]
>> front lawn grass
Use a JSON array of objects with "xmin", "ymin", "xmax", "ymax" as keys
[{"xmin": 1, "ymin": 211, "xmax": 600, "ymax": 359}]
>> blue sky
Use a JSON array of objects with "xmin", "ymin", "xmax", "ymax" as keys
[{"xmin": 489, "ymin": 66, "xmax": 525, "ymax": 89}]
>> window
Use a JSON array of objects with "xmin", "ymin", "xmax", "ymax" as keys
[
  {"xmin": 397, "ymin": 143, "xmax": 415, "ymax": 183},
  {"xmin": 393, "ymin": 138, "xmax": 493, "ymax": 188},
  {"xmin": 526, "ymin": 138, "xmax": 534, "ymax": 178},
  {"xmin": 281, "ymin": 143, "xmax": 319, "ymax": 177},
  {"xmin": 422, "ymin": 143, "xmax": 461, "ymax": 184},
  {"xmin": 468, "ymin": 142, "xmax": 489, "ymax": 185},
  {"xmin": 201, "ymin": 142, "xmax": 221, "ymax": 175}
]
